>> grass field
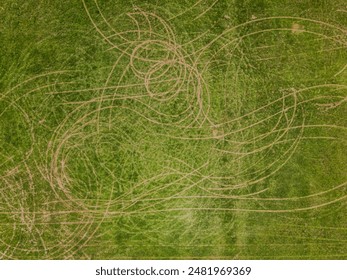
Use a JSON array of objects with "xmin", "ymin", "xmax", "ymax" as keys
[{"xmin": 0, "ymin": 0, "xmax": 346, "ymax": 259}]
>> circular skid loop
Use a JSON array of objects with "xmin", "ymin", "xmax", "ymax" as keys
[{"xmin": 47, "ymin": 106, "xmax": 138, "ymax": 214}]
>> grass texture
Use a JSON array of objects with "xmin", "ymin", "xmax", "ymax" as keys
[{"xmin": 0, "ymin": 0, "xmax": 346, "ymax": 259}]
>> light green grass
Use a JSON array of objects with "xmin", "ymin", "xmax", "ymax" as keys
[{"xmin": 0, "ymin": 0, "xmax": 346, "ymax": 259}]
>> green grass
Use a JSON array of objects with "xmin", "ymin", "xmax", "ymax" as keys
[{"xmin": 0, "ymin": 0, "xmax": 346, "ymax": 259}]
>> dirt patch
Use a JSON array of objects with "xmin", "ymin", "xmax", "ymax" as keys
[{"xmin": 291, "ymin": 23, "xmax": 305, "ymax": 34}]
